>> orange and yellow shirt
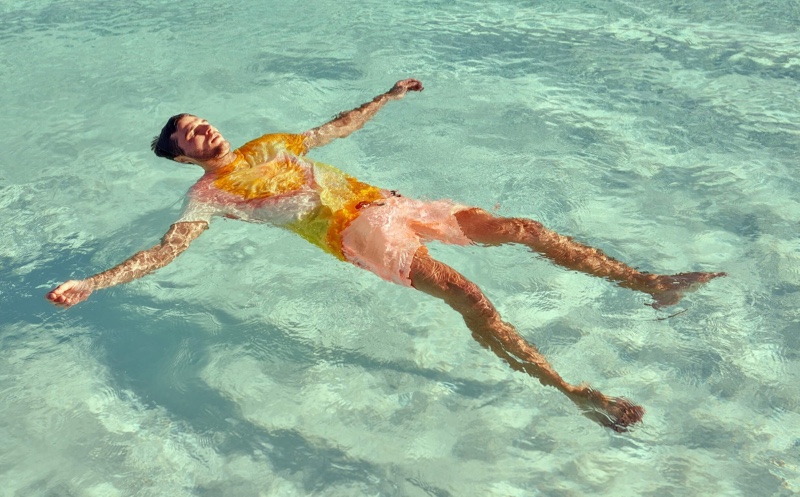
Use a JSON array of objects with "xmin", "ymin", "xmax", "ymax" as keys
[{"xmin": 178, "ymin": 133, "xmax": 388, "ymax": 259}]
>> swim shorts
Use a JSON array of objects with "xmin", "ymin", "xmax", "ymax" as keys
[{"xmin": 340, "ymin": 196, "xmax": 472, "ymax": 286}]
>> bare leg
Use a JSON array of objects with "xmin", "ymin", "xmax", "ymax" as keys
[
  {"xmin": 455, "ymin": 208, "xmax": 725, "ymax": 307},
  {"xmin": 409, "ymin": 250, "xmax": 644, "ymax": 432}
]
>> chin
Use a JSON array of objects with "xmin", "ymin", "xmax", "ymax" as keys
[
  {"xmin": 204, "ymin": 143, "xmax": 229, "ymax": 160},
  {"xmin": 215, "ymin": 142, "xmax": 231, "ymax": 157}
]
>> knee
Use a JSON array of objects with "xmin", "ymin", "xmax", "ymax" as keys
[{"xmin": 448, "ymin": 278, "xmax": 496, "ymax": 317}]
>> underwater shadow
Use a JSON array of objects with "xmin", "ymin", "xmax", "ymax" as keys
[{"xmin": 12, "ymin": 209, "xmax": 493, "ymax": 494}]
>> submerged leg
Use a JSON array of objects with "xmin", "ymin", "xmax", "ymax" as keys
[
  {"xmin": 455, "ymin": 208, "xmax": 725, "ymax": 307},
  {"xmin": 409, "ymin": 250, "xmax": 644, "ymax": 432}
]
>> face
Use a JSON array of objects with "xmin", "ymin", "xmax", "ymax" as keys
[{"xmin": 172, "ymin": 115, "xmax": 230, "ymax": 161}]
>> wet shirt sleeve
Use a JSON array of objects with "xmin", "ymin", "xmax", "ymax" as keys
[{"xmin": 176, "ymin": 195, "xmax": 217, "ymax": 224}]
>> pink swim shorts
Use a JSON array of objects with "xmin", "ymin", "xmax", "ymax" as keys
[{"xmin": 341, "ymin": 196, "xmax": 473, "ymax": 286}]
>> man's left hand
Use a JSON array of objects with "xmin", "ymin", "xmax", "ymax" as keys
[{"xmin": 388, "ymin": 79, "xmax": 424, "ymax": 99}]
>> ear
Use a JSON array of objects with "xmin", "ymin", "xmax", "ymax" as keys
[{"xmin": 173, "ymin": 155, "xmax": 195, "ymax": 164}]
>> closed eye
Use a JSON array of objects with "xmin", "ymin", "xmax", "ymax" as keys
[{"xmin": 186, "ymin": 120, "xmax": 209, "ymax": 140}]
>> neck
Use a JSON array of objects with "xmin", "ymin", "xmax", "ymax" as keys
[{"xmin": 197, "ymin": 150, "xmax": 238, "ymax": 173}]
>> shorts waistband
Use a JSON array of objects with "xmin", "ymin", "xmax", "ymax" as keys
[{"xmin": 355, "ymin": 190, "xmax": 402, "ymax": 211}]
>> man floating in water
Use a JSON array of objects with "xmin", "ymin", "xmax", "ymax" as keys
[{"xmin": 47, "ymin": 79, "xmax": 724, "ymax": 431}]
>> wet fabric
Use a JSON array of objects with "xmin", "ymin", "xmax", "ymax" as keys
[
  {"xmin": 178, "ymin": 133, "xmax": 472, "ymax": 282},
  {"xmin": 177, "ymin": 133, "xmax": 386, "ymax": 259},
  {"xmin": 340, "ymin": 196, "xmax": 471, "ymax": 286}
]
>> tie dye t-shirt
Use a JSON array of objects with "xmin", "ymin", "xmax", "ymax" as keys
[{"xmin": 177, "ymin": 133, "xmax": 387, "ymax": 259}]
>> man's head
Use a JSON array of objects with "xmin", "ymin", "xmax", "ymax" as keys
[{"xmin": 151, "ymin": 114, "xmax": 231, "ymax": 164}]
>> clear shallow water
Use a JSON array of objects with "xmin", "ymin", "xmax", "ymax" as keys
[{"xmin": 1, "ymin": 0, "xmax": 799, "ymax": 495}]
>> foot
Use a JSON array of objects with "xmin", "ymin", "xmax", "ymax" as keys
[
  {"xmin": 574, "ymin": 388, "xmax": 645, "ymax": 432},
  {"xmin": 646, "ymin": 271, "xmax": 726, "ymax": 309}
]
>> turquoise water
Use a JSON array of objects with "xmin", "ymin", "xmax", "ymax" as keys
[{"xmin": 2, "ymin": 0, "xmax": 799, "ymax": 495}]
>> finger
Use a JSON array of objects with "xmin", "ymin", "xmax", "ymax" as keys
[
  {"xmin": 47, "ymin": 295, "xmax": 63, "ymax": 306},
  {"xmin": 56, "ymin": 295, "xmax": 77, "ymax": 307},
  {"xmin": 47, "ymin": 291, "xmax": 73, "ymax": 307}
]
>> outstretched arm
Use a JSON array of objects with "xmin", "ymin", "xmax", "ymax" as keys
[
  {"xmin": 303, "ymin": 78, "xmax": 423, "ymax": 149},
  {"xmin": 46, "ymin": 221, "xmax": 208, "ymax": 308}
]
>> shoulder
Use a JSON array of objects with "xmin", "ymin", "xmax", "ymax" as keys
[{"xmin": 177, "ymin": 180, "xmax": 219, "ymax": 224}]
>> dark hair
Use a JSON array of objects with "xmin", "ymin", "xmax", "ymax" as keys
[{"xmin": 151, "ymin": 113, "xmax": 189, "ymax": 160}]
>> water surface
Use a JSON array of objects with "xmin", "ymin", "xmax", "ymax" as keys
[{"xmin": 1, "ymin": 0, "xmax": 799, "ymax": 495}]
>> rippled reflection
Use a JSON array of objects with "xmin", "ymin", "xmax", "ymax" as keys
[{"xmin": 2, "ymin": 0, "xmax": 799, "ymax": 494}]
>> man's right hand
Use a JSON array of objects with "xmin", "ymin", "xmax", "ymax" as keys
[
  {"xmin": 45, "ymin": 222, "xmax": 207, "ymax": 309},
  {"xmin": 46, "ymin": 280, "xmax": 93, "ymax": 308}
]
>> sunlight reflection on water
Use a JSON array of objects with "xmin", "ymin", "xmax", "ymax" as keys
[{"xmin": 1, "ymin": 0, "xmax": 799, "ymax": 495}]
